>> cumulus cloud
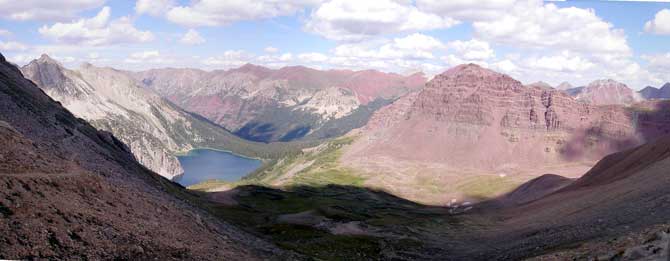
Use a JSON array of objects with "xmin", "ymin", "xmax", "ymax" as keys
[
  {"xmin": 644, "ymin": 9, "xmax": 670, "ymax": 35},
  {"xmin": 0, "ymin": 41, "xmax": 28, "ymax": 51},
  {"xmin": 523, "ymin": 52, "xmax": 595, "ymax": 72},
  {"xmin": 0, "ymin": 0, "xmax": 105, "ymax": 22},
  {"xmin": 643, "ymin": 52, "xmax": 670, "ymax": 72},
  {"xmin": 166, "ymin": 0, "xmax": 320, "ymax": 27},
  {"xmin": 298, "ymin": 52, "xmax": 329, "ymax": 63},
  {"xmin": 39, "ymin": 6, "xmax": 154, "ymax": 46},
  {"xmin": 416, "ymin": 0, "xmax": 515, "ymax": 20},
  {"xmin": 305, "ymin": 0, "xmax": 458, "ymax": 41},
  {"xmin": 334, "ymin": 33, "xmax": 445, "ymax": 60},
  {"xmin": 179, "ymin": 29, "xmax": 205, "ymax": 45},
  {"xmin": 202, "ymin": 50, "xmax": 255, "ymax": 67},
  {"xmin": 124, "ymin": 50, "xmax": 175, "ymax": 64},
  {"xmin": 447, "ymin": 39, "xmax": 495, "ymax": 61},
  {"xmin": 264, "ymin": 46, "xmax": 279, "ymax": 53},
  {"xmin": 472, "ymin": 0, "xmax": 630, "ymax": 56},
  {"xmin": 135, "ymin": 0, "xmax": 175, "ymax": 16}
]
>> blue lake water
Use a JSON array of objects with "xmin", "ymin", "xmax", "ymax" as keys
[{"xmin": 175, "ymin": 149, "xmax": 262, "ymax": 187}]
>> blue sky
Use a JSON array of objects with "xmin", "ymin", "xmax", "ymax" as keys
[{"xmin": 1, "ymin": 0, "xmax": 669, "ymax": 89}]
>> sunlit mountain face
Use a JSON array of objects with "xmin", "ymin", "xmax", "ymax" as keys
[{"xmin": 2, "ymin": 1, "xmax": 670, "ymax": 260}]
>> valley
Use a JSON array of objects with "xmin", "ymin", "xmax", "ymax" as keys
[
  {"xmin": 2, "ymin": 39, "xmax": 670, "ymax": 261},
  {"xmin": 4, "ymin": 1, "xmax": 670, "ymax": 260}
]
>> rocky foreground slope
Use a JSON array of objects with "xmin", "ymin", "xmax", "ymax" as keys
[
  {"xmin": 0, "ymin": 53, "xmax": 291, "ymax": 259},
  {"xmin": 20, "ymin": 55, "xmax": 302, "ymax": 179},
  {"xmin": 133, "ymin": 65, "xmax": 425, "ymax": 142}
]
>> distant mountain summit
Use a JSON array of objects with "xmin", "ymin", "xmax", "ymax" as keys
[
  {"xmin": 570, "ymin": 79, "xmax": 639, "ymax": 105},
  {"xmin": 639, "ymin": 82, "xmax": 670, "ymax": 100},
  {"xmin": 556, "ymin": 81, "xmax": 573, "ymax": 90},
  {"xmin": 526, "ymin": 81, "xmax": 553, "ymax": 89}
]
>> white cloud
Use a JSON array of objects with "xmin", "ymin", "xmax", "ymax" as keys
[
  {"xmin": 492, "ymin": 59, "xmax": 518, "ymax": 74},
  {"xmin": 39, "ymin": 6, "xmax": 154, "ymax": 46},
  {"xmin": 298, "ymin": 52, "xmax": 329, "ymax": 63},
  {"xmin": 179, "ymin": 29, "xmax": 205, "ymax": 45},
  {"xmin": 472, "ymin": 1, "xmax": 630, "ymax": 56},
  {"xmin": 264, "ymin": 46, "xmax": 279, "ymax": 53},
  {"xmin": 523, "ymin": 52, "xmax": 595, "ymax": 72},
  {"xmin": 0, "ymin": 29, "xmax": 11, "ymax": 37},
  {"xmin": 447, "ymin": 39, "xmax": 495, "ymax": 61},
  {"xmin": 305, "ymin": 0, "xmax": 458, "ymax": 41},
  {"xmin": 334, "ymin": 33, "xmax": 445, "ymax": 60},
  {"xmin": 202, "ymin": 50, "xmax": 254, "ymax": 67},
  {"xmin": 643, "ymin": 52, "xmax": 670, "ymax": 72},
  {"xmin": 135, "ymin": 0, "xmax": 175, "ymax": 16},
  {"xmin": 644, "ymin": 9, "xmax": 670, "ymax": 35},
  {"xmin": 166, "ymin": 0, "xmax": 320, "ymax": 27},
  {"xmin": 0, "ymin": 0, "xmax": 105, "ymax": 22},
  {"xmin": 124, "ymin": 50, "xmax": 174, "ymax": 64},
  {"xmin": 0, "ymin": 41, "xmax": 28, "ymax": 51},
  {"xmin": 416, "ymin": 0, "xmax": 515, "ymax": 20}
]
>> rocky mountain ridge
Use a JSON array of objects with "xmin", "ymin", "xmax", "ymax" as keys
[{"xmin": 133, "ymin": 64, "xmax": 426, "ymax": 142}]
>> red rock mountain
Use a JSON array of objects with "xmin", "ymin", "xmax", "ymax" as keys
[{"xmin": 345, "ymin": 64, "xmax": 668, "ymax": 174}]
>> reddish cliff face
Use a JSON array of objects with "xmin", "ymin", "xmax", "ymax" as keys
[{"xmin": 345, "ymin": 64, "xmax": 651, "ymax": 173}]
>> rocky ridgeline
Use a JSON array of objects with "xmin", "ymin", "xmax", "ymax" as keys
[{"xmin": 21, "ymin": 55, "xmax": 189, "ymax": 179}]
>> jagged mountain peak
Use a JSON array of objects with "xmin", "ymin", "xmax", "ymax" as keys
[{"xmin": 36, "ymin": 53, "xmax": 61, "ymax": 65}]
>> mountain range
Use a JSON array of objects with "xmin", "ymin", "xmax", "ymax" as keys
[
  {"xmin": 4, "ymin": 50, "xmax": 670, "ymax": 259},
  {"xmin": 253, "ymin": 64, "xmax": 670, "ymax": 204},
  {"xmin": 132, "ymin": 65, "xmax": 425, "ymax": 142},
  {"xmin": 20, "ymin": 55, "xmax": 306, "ymax": 179}
]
